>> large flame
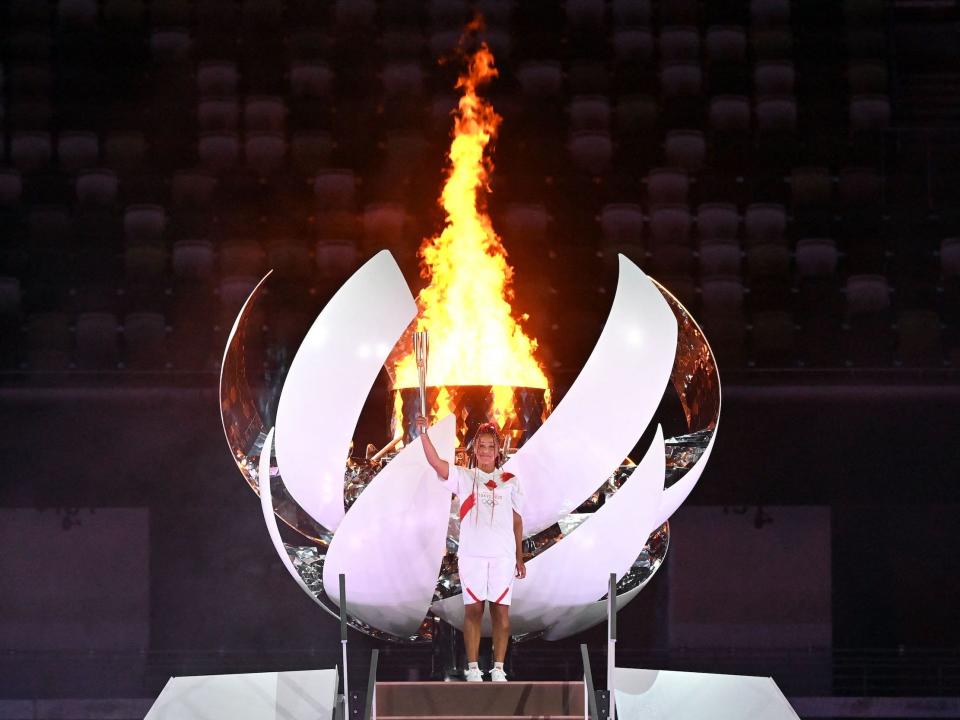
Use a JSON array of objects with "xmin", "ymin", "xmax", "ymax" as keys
[{"xmin": 391, "ymin": 32, "xmax": 548, "ymax": 430}]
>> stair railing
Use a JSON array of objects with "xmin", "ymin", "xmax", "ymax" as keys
[{"xmin": 364, "ymin": 649, "xmax": 379, "ymax": 720}]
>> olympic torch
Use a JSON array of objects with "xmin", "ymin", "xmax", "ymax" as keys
[{"xmin": 413, "ymin": 330, "xmax": 429, "ymax": 421}]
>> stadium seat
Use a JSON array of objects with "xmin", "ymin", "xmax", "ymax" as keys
[
  {"xmin": 290, "ymin": 62, "xmax": 334, "ymax": 98},
  {"xmin": 648, "ymin": 204, "xmax": 692, "ymax": 248},
  {"xmin": 844, "ymin": 273, "xmax": 893, "ymax": 365},
  {"xmin": 750, "ymin": 0, "xmax": 790, "ymax": 26},
  {"xmin": 705, "ymin": 26, "xmax": 747, "ymax": 64},
  {"xmin": 664, "ymin": 130, "xmax": 706, "ymax": 172},
  {"xmin": 660, "ymin": 62, "xmax": 702, "ymax": 97},
  {"xmin": 0, "ymin": 168, "xmax": 24, "ymax": 207},
  {"xmin": 76, "ymin": 312, "xmax": 121, "ymax": 370},
  {"xmin": 566, "ymin": 0, "xmax": 605, "ymax": 30},
  {"xmin": 267, "ymin": 239, "xmax": 312, "ymax": 280},
  {"xmin": 314, "ymin": 170, "xmax": 357, "ymax": 211},
  {"xmin": 149, "ymin": 29, "xmax": 192, "ymax": 63},
  {"xmin": 612, "ymin": 29, "xmax": 654, "ymax": 64},
  {"xmin": 171, "ymin": 170, "xmax": 217, "ymax": 210},
  {"xmin": 124, "ymin": 311, "xmax": 168, "ymax": 369},
  {"xmin": 333, "ymin": 0, "xmax": 376, "ymax": 30},
  {"xmin": 502, "ymin": 203, "xmax": 551, "ymax": 244},
  {"xmin": 789, "ymin": 167, "xmax": 833, "ymax": 220},
  {"xmin": 708, "ymin": 95, "xmax": 750, "ymax": 132},
  {"xmin": 124, "ymin": 204, "xmax": 167, "ymax": 246},
  {"xmin": 849, "ymin": 94, "xmax": 891, "ymax": 133},
  {"xmin": 382, "ymin": 62, "xmax": 425, "ymax": 98},
  {"xmin": 599, "ymin": 204, "xmax": 645, "ymax": 245},
  {"xmin": 25, "ymin": 312, "xmax": 72, "ymax": 370},
  {"xmin": 611, "ymin": 0, "xmax": 651, "ymax": 26},
  {"xmin": 569, "ymin": 96, "xmax": 612, "ymax": 132},
  {"xmin": 220, "ymin": 240, "xmax": 265, "ymax": 277},
  {"xmin": 659, "ymin": 27, "xmax": 700, "ymax": 63},
  {"xmin": 75, "ymin": 169, "xmax": 119, "ymax": 207},
  {"xmin": 646, "ymin": 168, "xmax": 689, "ymax": 206},
  {"xmin": 568, "ymin": 131, "xmax": 613, "ymax": 175},
  {"xmin": 699, "ymin": 238, "xmax": 742, "ymax": 276},
  {"xmin": 696, "ymin": 203, "xmax": 740, "ymax": 242},
  {"xmin": 245, "ymin": 132, "xmax": 287, "ymax": 176},
  {"xmin": 754, "ymin": 61, "xmax": 795, "ymax": 95},
  {"xmin": 172, "ymin": 239, "xmax": 215, "ymax": 281},
  {"xmin": 362, "ymin": 203, "xmax": 408, "ymax": 255},
  {"xmin": 198, "ymin": 98, "xmax": 240, "ymax": 132},
  {"xmin": 244, "ymin": 97, "xmax": 287, "ymax": 133},
  {"xmin": 744, "ymin": 203, "xmax": 787, "ymax": 245},
  {"xmin": 517, "ymin": 61, "xmax": 564, "ymax": 98},
  {"xmin": 895, "ymin": 310, "xmax": 943, "ymax": 367},
  {"xmin": 197, "ymin": 61, "xmax": 239, "ymax": 97},
  {"xmin": 315, "ymin": 239, "xmax": 361, "ymax": 280},
  {"xmin": 751, "ymin": 310, "xmax": 796, "ymax": 366},
  {"xmin": 199, "ymin": 132, "xmax": 240, "ymax": 172},
  {"xmin": 10, "ymin": 132, "xmax": 53, "ymax": 172}
]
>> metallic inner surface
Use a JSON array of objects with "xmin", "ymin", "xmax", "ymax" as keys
[
  {"xmin": 390, "ymin": 385, "xmax": 550, "ymax": 448},
  {"xmin": 654, "ymin": 279, "xmax": 720, "ymax": 437},
  {"xmin": 219, "ymin": 273, "xmax": 333, "ymax": 544}
]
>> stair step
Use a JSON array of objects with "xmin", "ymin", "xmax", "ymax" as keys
[
  {"xmin": 379, "ymin": 717, "xmax": 583, "ymax": 720},
  {"xmin": 374, "ymin": 681, "xmax": 586, "ymax": 719}
]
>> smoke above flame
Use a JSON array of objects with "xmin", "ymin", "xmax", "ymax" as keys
[{"xmin": 390, "ymin": 30, "xmax": 548, "ymax": 429}]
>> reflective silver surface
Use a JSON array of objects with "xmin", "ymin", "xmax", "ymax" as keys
[{"xmin": 219, "ymin": 271, "xmax": 332, "ymax": 543}]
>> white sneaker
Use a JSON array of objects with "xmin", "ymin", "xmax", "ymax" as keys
[
  {"xmin": 490, "ymin": 667, "xmax": 508, "ymax": 682},
  {"xmin": 465, "ymin": 667, "xmax": 483, "ymax": 682}
]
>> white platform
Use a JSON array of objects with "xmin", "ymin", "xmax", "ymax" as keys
[
  {"xmin": 614, "ymin": 667, "xmax": 800, "ymax": 719},
  {"xmin": 144, "ymin": 669, "xmax": 338, "ymax": 720}
]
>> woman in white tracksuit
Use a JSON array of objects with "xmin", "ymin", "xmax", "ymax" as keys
[{"xmin": 415, "ymin": 416, "xmax": 526, "ymax": 682}]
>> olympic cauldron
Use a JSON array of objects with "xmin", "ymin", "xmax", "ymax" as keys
[{"xmin": 220, "ymin": 251, "xmax": 720, "ymax": 643}]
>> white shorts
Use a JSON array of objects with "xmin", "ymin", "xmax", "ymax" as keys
[{"xmin": 458, "ymin": 556, "xmax": 516, "ymax": 605}]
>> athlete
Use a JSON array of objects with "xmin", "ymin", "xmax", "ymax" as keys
[{"xmin": 415, "ymin": 416, "xmax": 526, "ymax": 682}]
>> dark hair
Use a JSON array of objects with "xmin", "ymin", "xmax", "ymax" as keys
[{"xmin": 467, "ymin": 422, "xmax": 503, "ymax": 468}]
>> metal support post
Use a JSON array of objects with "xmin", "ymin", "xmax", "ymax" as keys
[
  {"xmin": 607, "ymin": 572, "xmax": 616, "ymax": 720},
  {"xmin": 339, "ymin": 574, "xmax": 349, "ymax": 720}
]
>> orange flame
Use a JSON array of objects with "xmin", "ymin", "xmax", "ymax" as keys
[{"xmin": 391, "ymin": 33, "xmax": 548, "ymax": 430}]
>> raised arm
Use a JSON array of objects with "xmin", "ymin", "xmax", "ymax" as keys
[{"xmin": 414, "ymin": 415, "xmax": 450, "ymax": 479}]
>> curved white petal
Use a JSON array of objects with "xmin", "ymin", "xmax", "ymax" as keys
[
  {"xmin": 542, "ymin": 570, "xmax": 652, "ymax": 641},
  {"xmin": 275, "ymin": 251, "xmax": 418, "ymax": 532},
  {"xmin": 653, "ymin": 418, "xmax": 719, "ymax": 527},
  {"xmin": 322, "ymin": 415, "xmax": 457, "ymax": 637},
  {"xmin": 258, "ymin": 428, "xmax": 327, "ymax": 609},
  {"xmin": 504, "ymin": 255, "xmax": 677, "ymax": 536},
  {"xmin": 432, "ymin": 426, "xmax": 666, "ymax": 637}
]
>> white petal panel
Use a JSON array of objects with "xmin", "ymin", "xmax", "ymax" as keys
[
  {"xmin": 614, "ymin": 668, "xmax": 801, "ymax": 720},
  {"xmin": 541, "ymin": 567, "xmax": 654, "ymax": 641},
  {"xmin": 258, "ymin": 428, "xmax": 327, "ymax": 610},
  {"xmin": 652, "ymin": 419, "xmax": 719, "ymax": 527},
  {"xmin": 322, "ymin": 415, "xmax": 457, "ymax": 637},
  {"xmin": 275, "ymin": 250, "xmax": 418, "ymax": 532},
  {"xmin": 432, "ymin": 426, "xmax": 666, "ymax": 637},
  {"xmin": 503, "ymin": 255, "xmax": 677, "ymax": 536}
]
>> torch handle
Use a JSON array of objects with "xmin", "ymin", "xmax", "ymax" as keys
[{"xmin": 414, "ymin": 331, "xmax": 429, "ymax": 422}]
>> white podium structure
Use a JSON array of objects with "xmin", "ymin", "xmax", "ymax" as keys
[
  {"xmin": 144, "ymin": 669, "xmax": 339, "ymax": 720},
  {"xmin": 614, "ymin": 667, "xmax": 800, "ymax": 719}
]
